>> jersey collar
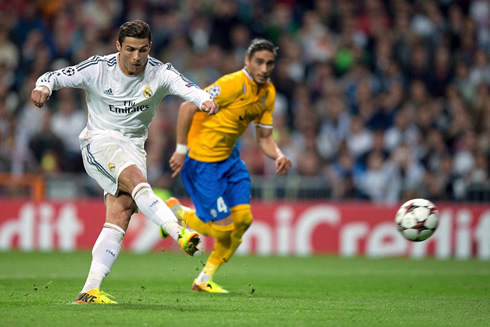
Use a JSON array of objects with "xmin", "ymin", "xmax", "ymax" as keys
[{"xmin": 242, "ymin": 68, "xmax": 254, "ymax": 81}]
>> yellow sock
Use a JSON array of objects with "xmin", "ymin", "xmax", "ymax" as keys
[
  {"xmin": 223, "ymin": 205, "xmax": 253, "ymax": 261},
  {"xmin": 201, "ymin": 235, "xmax": 231, "ymax": 278}
]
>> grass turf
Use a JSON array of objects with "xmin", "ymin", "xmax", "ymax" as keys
[{"xmin": 0, "ymin": 252, "xmax": 488, "ymax": 327}]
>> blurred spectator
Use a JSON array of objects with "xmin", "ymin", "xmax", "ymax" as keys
[
  {"xmin": 390, "ymin": 144, "xmax": 425, "ymax": 200},
  {"xmin": 0, "ymin": 28, "xmax": 18, "ymax": 70},
  {"xmin": 384, "ymin": 108, "xmax": 421, "ymax": 153},
  {"xmin": 357, "ymin": 150, "xmax": 398, "ymax": 204},
  {"xmin": 345, "ymin": 115, "xmax": 373, "ymax": 160},
  {"xmin": 49, "ymin": 89, "xmax": 86, "ymax": 172},
  {"xmin": 28, "ymin": 111, "xmax": 64, "ymax": 174}
]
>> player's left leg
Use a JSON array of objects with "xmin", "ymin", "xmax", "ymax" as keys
[
  {"xmin": 120, "ymin": 166, "xmax": 200, "ymax": 255},
  {"xmin": 75, "ymin": 192, "xmax": 135, "ymax": 304},
  {"xmin": 224, "ymin": 204, "xmax": 253, "ymax": 261}
]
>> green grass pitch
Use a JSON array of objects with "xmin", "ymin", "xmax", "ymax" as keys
[{"xmin": 0, "ymin": 251, "xmax": 488, "ymax": 327}]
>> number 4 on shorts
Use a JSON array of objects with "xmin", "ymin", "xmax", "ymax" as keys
[{"xmin": 217, "ymin": 197, "xmax": 228, "ymax": 213}]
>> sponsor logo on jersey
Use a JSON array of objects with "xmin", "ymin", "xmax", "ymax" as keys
[
  {"xmin": 239, "ymin": 112, "xmax": 258, "ymax": 122},
  {"xmin": 143, "ymin": 85, "xmax": 153, "ymax": 98},
  {"xmin": 108, "ymin": 162, "xmax": 115, "ymax": 172},
  {"xmin": 209, "ymin": 85, "xmax": 221, "ymax": 97},
  {"xmin": 104, "ymin": 88, "xmax": 113, "ymax": 95},
  {"xmin": 108, "ymin": 101, "xmax": 149, "ymax": 114}
]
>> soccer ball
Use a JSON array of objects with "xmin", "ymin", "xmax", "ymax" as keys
[{"xmin": 395, "ymin": 198, "xmax": 439, "ymax": 242}]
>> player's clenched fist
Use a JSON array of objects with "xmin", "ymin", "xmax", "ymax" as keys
[
  {"xmin": 200, "ymin": 99, "xmax": 219, "ymax": 115},
  {"xmin": 31, "ymin": 86, "xmax": 50, "ymax": 108}
]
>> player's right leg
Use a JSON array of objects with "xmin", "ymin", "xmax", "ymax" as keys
[{"xmin": 75, "ymin": 193, "xmax": 134, "ymax": 304}]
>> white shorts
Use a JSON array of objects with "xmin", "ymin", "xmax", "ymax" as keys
[{"xmin": 80, "ymin": 130, "xmax": 147, "ymax": 196}]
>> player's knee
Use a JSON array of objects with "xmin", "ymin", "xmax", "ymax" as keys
[{"xmin": 231, "ymin": 205, "xmax": 253, "ymax": 234}]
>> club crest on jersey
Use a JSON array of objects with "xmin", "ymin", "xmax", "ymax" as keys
[
  {"xmin": 108, "ymin": 162, "xmax": 115, "ymax": 172},
  {"xmin": 209, "ymin": 85, "xmax": 221, "ymax": 97},
  {"xmin": 143, "ymin": 85, "xmax": 153, "ymax": 98}
]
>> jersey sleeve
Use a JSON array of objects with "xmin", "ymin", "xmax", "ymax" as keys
[
  {"xmin": 255, "ymin": 85, "xmax": 276, "ymax": 128},
  {"xmin": 161, "ymin": 63, "xmax": 213, "ymax": 108},
  {"xmin": 35, "ymin": 55, "xmax": 99, "ymax": 95},
  {"xmin": 204, "ymin": 74, "xmax": 241, "ymax": 108}
]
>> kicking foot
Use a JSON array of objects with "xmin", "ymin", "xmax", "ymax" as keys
[{"xmin": 178, "ymin": 226, "xmax": 200, "ymax": 256}]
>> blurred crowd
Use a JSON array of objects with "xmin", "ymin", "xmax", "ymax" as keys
[{"xmin": 0, "ymin": 0, "xmax": 489, "ymax": 203}]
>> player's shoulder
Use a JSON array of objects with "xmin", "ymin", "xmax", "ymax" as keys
[
  {"xmin": 219, "ymin": 70, "xmax": 245, "ymax": 83},
  {"xmin": 75, "ymin": 53, "xmax": 118, "ymax": 72},
  {"xmin": 146, "ymin": 59, "xmax": 182, "ymax": 78},
  {"xmin": 210, "ymin": 70, "xmax": 244, "ymax": 90},
  {"xmin": 147, "ymin": 56, "xmax": 165, "ymax": 69}
]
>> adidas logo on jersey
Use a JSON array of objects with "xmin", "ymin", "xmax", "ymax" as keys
[{"xmin": 104, "ymin": 88, "xmax": 113, "ymax": 95}]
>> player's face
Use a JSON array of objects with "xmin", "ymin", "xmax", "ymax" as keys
[
  {"xmin": 245, "ymin": 50, "xmax": 275, "ymax": 85},
  {"xmin": 116, "ymin": 37, "xmax": 152, "ymax": 75}
]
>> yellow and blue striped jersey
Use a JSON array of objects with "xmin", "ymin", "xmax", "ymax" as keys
[{"xmin": 188, "ymin": 69, "xmax": 276, "ymax": 162}]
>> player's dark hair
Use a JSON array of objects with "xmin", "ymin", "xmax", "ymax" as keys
[
  {"xmin": 246, "ymin": 39, "xmax": 278, "ymax": 58},
  {"xmin": 118, "ymin": 20, "xmax": 152, "ymax": 45}
]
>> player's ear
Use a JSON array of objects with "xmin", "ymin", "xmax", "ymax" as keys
[
  {"xmin": 148, "ymin": 41, "xmax": 152, "ymax": 51},
  {"xmin": 116, "ymin": 41, "xmax": 121, "ymax": 52},
  {"xmin": 244, "ymin": 55, "xmax": 250, "ymax": 68}
]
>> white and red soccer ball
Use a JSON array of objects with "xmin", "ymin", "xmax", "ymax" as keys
[{"xmin": 395, "ymin": 198, "xmax": 439, "ymax": 242}]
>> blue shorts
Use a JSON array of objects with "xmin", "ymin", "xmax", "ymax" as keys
[{"xmin": 181, "ymin": 147, "xmax": 251, "ymax": 222}]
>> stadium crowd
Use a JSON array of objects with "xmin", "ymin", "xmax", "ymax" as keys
[{"xmin": 0, "ymin": 0, "xmax": 489, "ymax": 203}]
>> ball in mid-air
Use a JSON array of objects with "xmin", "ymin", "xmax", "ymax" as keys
[{"xmin": 395, "ymin": 198, "xmax": 439, "ymax": 242}]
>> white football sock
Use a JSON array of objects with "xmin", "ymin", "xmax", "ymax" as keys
[
  {"xmin": 195, "ymin": 272, "xmax": 211, "ymax": 284},
  {"xmin": 131, "ymin": 183, "xmax": 182, "ymax": 241},
  {"xmin": 81, "ymin": 223, "xmax": 125, "ymax": 292}
]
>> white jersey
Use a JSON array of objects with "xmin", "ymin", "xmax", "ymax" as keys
[{"xmin": 35, "ymin": 53, "xmax": 213, "ymax": 146}]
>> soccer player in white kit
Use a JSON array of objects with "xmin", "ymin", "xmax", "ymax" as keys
[{"xmin": 30, "ymin": 20, "xmax": 219, "ymax": 304}]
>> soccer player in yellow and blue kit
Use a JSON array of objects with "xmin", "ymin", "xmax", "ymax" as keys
[{"xmin": 164, "ymin": 39, "xmax": 292, "ymax": 293}]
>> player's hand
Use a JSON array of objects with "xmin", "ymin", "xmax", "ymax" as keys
[
  {"xmin": 200, "ymin": 100, "xmax": 219, "ymax": 115},
  {"xmin": 169, "ymin": 152, "xmax": 186, "ymax": 178},
  {"xmin": 31, "ymin": 86, "xmax": 50, "ymax": 108},
  {"xmin": 275, "ymin": 155, "xmax": 292, "ymax": 175}
]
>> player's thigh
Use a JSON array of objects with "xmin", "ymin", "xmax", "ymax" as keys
[
  {"xmin": 223, "ymin": 159, "xmax": 251, "ymax": 208},
  {"xmin": 181, "ymin": 159, "xmax": 231, "ymax": 222},
  {"xmin": 81, "ymin": 135, "xmax": 146, "ymax": 196}
]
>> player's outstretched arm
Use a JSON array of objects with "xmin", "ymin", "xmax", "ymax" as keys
[
  {"xmin": 31, "ymin": 86, "xmax": 51, "ymax": 108},
  {"xmin": 169, "ymin": 101, "xmax": 199, "ymax": 178},
  {"xmin": 256, "ymin": 126, "xmax": 292, "ymax": 175}
]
